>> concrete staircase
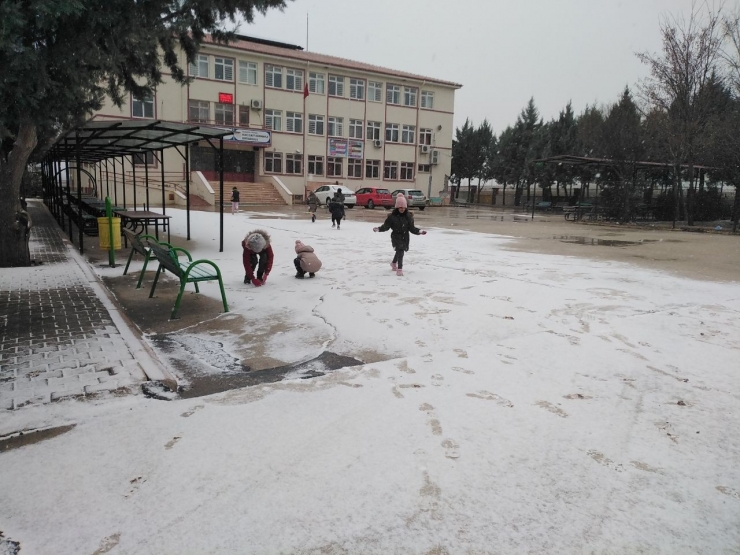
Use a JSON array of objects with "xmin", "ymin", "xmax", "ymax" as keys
[{"xmin": 214, "ymin": 181, "xmax": 286, "ymax": 207}]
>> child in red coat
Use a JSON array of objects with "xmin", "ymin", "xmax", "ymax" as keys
[{"xmin": 242, "ymin": 229, "xmax": 274, "ymax": 286}]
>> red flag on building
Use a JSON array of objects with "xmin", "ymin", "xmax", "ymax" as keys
[{"xmin": 303, "ymin": 81, "xmax": 309, "ymax": 99}]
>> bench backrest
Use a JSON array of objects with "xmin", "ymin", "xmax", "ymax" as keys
[
  {"xmin": 148, "ymin": 241, "xmax": 183, "ymax": 277},
  {"xmin": 122, "ymin": 228, "xmax": 148, "ymax": 256}
]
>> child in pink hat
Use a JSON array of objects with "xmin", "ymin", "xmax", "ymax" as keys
[
  {"xmin": 294, "ymin": 240, "xmax": 322, "ymax": 278},
  {"xmin": 373, "ymin": 193, "xmax": 427, "ymax": 276}
]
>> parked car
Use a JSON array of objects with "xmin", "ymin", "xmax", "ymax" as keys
[
  {"xmin": 355, "ymin": 187, "xmax": 393, "ymax": 209},
  {"xmin": 312, "ymin": 185, "xmax": 356, "ymax": 209},
  {"xmin": 390, "ymin": 188, "xmax": 427, "ymax": 210}
]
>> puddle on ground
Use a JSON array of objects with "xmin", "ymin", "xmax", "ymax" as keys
[
  {"xmin": 556, "ymin": 236, "xmax": 660, "ymax": 247},
  {"xmin": 0, "ymin": 424, "xmax": 76, "ymax": 453}
]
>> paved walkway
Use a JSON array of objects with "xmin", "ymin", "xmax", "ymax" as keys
[{"xmin": 0, "ymin": 201, "xmax": 154, "ymax": 410}]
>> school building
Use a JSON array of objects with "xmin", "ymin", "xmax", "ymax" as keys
[{"xmin": 90, "ymin": 35, "xmax": 462, "ymax": 206}]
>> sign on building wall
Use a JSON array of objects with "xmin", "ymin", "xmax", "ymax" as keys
[
  {"xmin": 348, "ymin": 140, "xmax": 364, "ymax": 159},
  {"xmin": 224, "ymin": 129, "xmax": 272, "ymax": 146},
  {"xmin": 218, "ymin": 92, "xmax": 234, "ymax": 104}
]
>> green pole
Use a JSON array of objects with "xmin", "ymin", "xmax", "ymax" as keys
[{"xmin": 106, "ymin": 196, "xmax": 115, "ymax": 267}]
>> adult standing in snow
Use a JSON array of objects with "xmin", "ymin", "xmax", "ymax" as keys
[
  {"xmin": 373, "ymin": 193, "xmax": 426, "ymax": 276},
  {"xmin": 242, "ymin": 229, "xmax": 273, "ymax": 286},
  {"xmin": 230, "ymin": 187, "xmax": 240, "ymax": 215}
]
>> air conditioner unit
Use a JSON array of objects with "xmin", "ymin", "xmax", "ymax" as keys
[
  {"xmin": 373, "ymin": 139, "xmax": 382, "ymax": 148},
  {"xmin": 420, "ymin": 144, "xmax": 431, "ymax": 154},
  {"xmin": 431, "ymin": 150, "xmax": 440, "ymax": 165},
  {"xmin": 250, "ymin": 99, "xmax": 263, "ymax": 110}
]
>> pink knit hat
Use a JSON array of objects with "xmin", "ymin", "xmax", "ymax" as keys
[{"xmin": 395, "ymin": 193, "xmax": 408, "ymax": 208}]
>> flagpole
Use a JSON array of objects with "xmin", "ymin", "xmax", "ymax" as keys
[{"xmin": 306, "ymin": 13, "xmax": 309, "ymax": 51}]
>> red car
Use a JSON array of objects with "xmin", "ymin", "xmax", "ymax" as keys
[{"xmin": 355, "ymin": 187, "xmax": 393, "ymax": 209}]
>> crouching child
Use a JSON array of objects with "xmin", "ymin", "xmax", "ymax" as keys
[
  {"xmin": 242, "ymin": 229, "xmax": 274, "ymax": 287},
  {"xmin": 294, "ymin": 240, "xmax": 322, "ymax": 279}
]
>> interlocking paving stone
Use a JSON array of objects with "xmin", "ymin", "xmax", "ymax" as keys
[{"xmin": 0, "ymin": 201, "xmax": 146, "ymax": 409}]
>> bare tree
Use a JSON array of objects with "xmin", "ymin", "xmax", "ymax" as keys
[{"xmin": 637, "ymin": 2, "xmax": 723, "ymax": 227}]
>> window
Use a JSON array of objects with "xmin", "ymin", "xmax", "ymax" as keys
[
  {"xmin": 403, "ymin": 87, "xmax": 417, "ymax": 107},
  {"xmin": 286, "ymin": 111, "xmax": 303, "ymax": 133},
  {"xmin": 421, "ymin": 91, "xmax": 434, "ymax": 109},
  {"xmin": 350, "ymin": 78, "xmax": 365, "ymax": 100},
  {"xmin": 329, "ymin": 75, "xmax": 345, "ymax": 97},
  {"xmin": 349, "ymin": 119, "xmax": 363, "ymax": 139},
  {"xmin": 309, "ymin": 72, "xmax": 325, "ymax": 94},
  {"xmin": 265, "ymin": 109, "xmax": 282, "ymax": 131},
  {"xmin": 308, "ymin": 114, "xmax": 324, "ymax": 135},
  {"xmin": 214, "ymin": 57, "xmax": 234, "ymax": 81},
  {"xmin": 384, "ymin": 160, "xmax": 398, "ymax": 179},
  {"xmin": 264, "ymin": 152, "xmax": 282, "ymax": 173},
  {"xmin": 367, "ymin": 121, "xmax": 381, "ymax": 141},
  {"xmin": 239, "ymin": 105, "xmax": 249, "ymax": 126},
  {"xmin": 239, "ymin": 61, "xmax": 257, "ymax": 85},
  {"xmin": 265, "ymin": 65, "xmax": 283, "ymax": 88},
  {"xmin": 286, "ymin": 154, "xmax": 303, "ymax": 174},
  {"xmin": 365, "ymin": 159, "xmax": 380, "ymax": 179},
  {"xmin": 215, "ymin": 103, "xmax": 234, "ymax": 125},
  {"xmin": 286, "ymin": 69, "xmax": 304, "ymax": 91},
  {"xmin": 327, "ymin": 157, "xmax": 343, "ymax": 177},
  {"xmin": 386, "ymin": 84, "xmax": 400, "ymax": 105},
  {"xmin": 385, "ymin": 123, "xmax": 399, "ymax": 143},
  {"xmin": 418, "ymin": 164, "xmax": 431, "ymax": 173},
  {"xmin": 401, "ymin": 125, "xmax": 415, "ymax": 144},
  {"xmin": 368, "ymin": 81, "xmax": 383, "ymax": 102},
  {"xmin": 401, "ymin": 162, "xmax": 414, "ymax": 180},
  {"xmin": 189, "ymin": 54, "xmax": 208, "ymax": 78},
  {"xmin": 328, "ymin": 116, "xmax": 343, "ymax": 137},
  {"xmin": 188, "ymin": 100, "xmax": 209, "ymax": 123},
  {"xmin": 419, "ymin": 128, "xmax": 433, "ymax": 145},
  {"xmin": 348, "ymin": 159, "xmax": 362, "ymax": 178},
  {"xmin": 133, "ymin": 152, "xmax": 155, "ymax": 166},
  {"xmin": 308, "ymin": 155, "xmax": 324, "ymax": 175},
  {"xmin": 132, "ymin": 95, "xmax": 154, "ymax": 118}
]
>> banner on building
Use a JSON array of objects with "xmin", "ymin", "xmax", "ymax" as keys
[
  {"xmin": 328, "ymin": 138, "xmax": 348, "ymax": 157},
  {"xmin": 224, "ymin": 129, "xmax": 272, "ymax": 146},
  {"xmin": 348, "ymin": 140, "xmax": 364, "ymax": 159}
]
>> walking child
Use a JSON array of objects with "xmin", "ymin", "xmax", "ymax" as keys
[
  {"xmin": 242, "ymin": 229, "xmax": 273, "ymax": 287},
  {"xmin": 329, "ymin": 194, "xmax": 345, "ymax": 229},
  {"xmin": 230, "ymin": 187, "xmax": 240, "ymax": 215},
  {"xmin": 294, "ymin": 240, "xmax": 322, "ymax": 279},
  {"xmin": 308, "ymin": 191, "xmax": 319, "ymax": 222},
  {"xmin": 373, "ymin": 193, "xmax": 427, "ymax": 276}
]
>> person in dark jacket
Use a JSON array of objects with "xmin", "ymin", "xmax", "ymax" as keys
[
  {"xmin": 329, "ymin": 194, "xmax": 345, "ymax": 229},
  {"xmin": 307, "ymin": 191, "xmax": 319, "ymax": 222},
  {"xmin": 242, "ymin": 229, "xmax": 274, "ymax": 286},
  {"xmin": 373, "ymin": 193, "xmax": 426, "ymax": 276},
  {"xmin": 230, "ymin": 187, "xmax": 240, "ymax": 215}
]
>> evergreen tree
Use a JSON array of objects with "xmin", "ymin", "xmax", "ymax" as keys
[{"xmin": 0, "ymin": 0, "xmax": 290, "ymax": 266}]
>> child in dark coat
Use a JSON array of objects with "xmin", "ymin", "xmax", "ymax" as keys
[
  {"xmin": 307, "ymin": 191, "xmax": 319, "ymax": 222},
  {"xmin": 242, "ymin": 229, "xmax": 274, "ymax": 286},
  {"xmin": 230, "ymin": 187, "xmax": 240, "ymax": 215},
  {"xmin": 329, "ymin": 196, "xmax": 345, "ymax": 229},
  {"xmin": 294, "ymin": 240, "xmax": 322, "ymax": 278},
  {"xmin": 373, "ymin": 193, "xmax": 426, "ymax": 276}
]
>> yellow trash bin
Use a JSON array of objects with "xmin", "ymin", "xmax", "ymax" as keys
[{"xmin": 97, "ymin": 217, "xmax": 122, "ymax": 250}]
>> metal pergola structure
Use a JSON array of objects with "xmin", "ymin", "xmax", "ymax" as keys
[
  {"xmin": 532, "ymin": 154, "xmax": 718, "ymax": 222},
  {"xmin": 42, "ymin": 119, "xmax": 233, "ymax": 254}
]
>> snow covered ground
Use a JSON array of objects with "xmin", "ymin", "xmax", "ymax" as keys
[{"xmin": 1, "ymin": 208, "xmax": 739, "ymax": 554}]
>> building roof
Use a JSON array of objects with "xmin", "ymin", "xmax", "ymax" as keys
[
  {"xmin": 49, "ymin": 120, "xmax": 233, "ymax": 163},
  {"xmin": 204, "ymin": 36, "xmax": 462, "ymax": 89}
]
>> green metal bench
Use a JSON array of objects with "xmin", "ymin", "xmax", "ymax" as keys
[
  {"xmin": 148, "ymin": 241, "xmax": 229, "ymax": 319},
  {"xmin": 122, "ymin": 229, "xmax": 171, "ymax": 289}
]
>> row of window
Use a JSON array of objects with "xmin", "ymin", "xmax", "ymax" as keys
[
  {"xmin": 185, "ymin": 100, "xmax": 437, "ymax": 144},
  {"xmin": 264, "ymin": 154, "xmax": 430, "ymax": 179},
  {"xmin": 188, "ymin": 54, "xmax": 436, "ymax": 108}
]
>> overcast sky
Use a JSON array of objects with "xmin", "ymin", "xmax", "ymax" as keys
[{"xmin": 248, "ymin": 0, "xmax": 730, "ymax": 134}]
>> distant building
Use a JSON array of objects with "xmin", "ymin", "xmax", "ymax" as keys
[{"xmin": 92, "ymin": 35, "xmax": 462, "ymax": 205}]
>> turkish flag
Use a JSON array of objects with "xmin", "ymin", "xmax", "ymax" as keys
[{"xmin": 303, "ymin": 81, "xmax": 309, "ymax": 99}]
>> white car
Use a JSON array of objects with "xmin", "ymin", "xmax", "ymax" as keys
[
  {"xmin": 390, "ymin": 188, "xmax": 427, "ymax": 210},
  {"xmin": 312, "ymin": 184, "xmax": 356, "ymax": 208}
]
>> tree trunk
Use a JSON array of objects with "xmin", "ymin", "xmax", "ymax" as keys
[
  {"xmin": 0, "ymin": 118, "xmax": 38, "ymax": 267},
  {"xmin": 687, "ymin": 162, "xmax": 695, "ymax": 226},
  {"xmin": 733, "ymin": 177, "xmax": 740, "ymax": 233},
  {"xmin": 503, "ymin": 183, "xmax": 507, "ymax": 206},
  {"xmin": 673, "ymin": 165, "xmax": 681, "ymax": 229}
]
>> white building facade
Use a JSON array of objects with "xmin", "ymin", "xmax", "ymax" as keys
[{"xmin": 94, "ymin": 36, "xmax": 461, "ymax": 202}]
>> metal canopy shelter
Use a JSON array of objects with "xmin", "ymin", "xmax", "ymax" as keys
[{"xmin": 43, "ymin": 120, "xmax": 233, "ymax": 255}]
